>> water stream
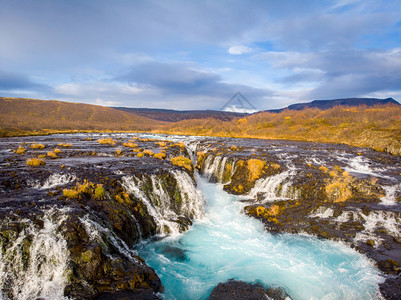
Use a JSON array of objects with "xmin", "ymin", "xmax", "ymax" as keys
[{"xmin": 137, "ymin": 173, "xmax": 383, "ymax": 300}]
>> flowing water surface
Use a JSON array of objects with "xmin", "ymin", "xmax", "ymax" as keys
[{"xmin": 137, "ymin": 173, "xmax": 383, "ymax": 300}]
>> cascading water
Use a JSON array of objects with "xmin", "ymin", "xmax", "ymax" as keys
[
  {"xmin": 247, "ymin": 168, "xmax": 297, "ymax": 201},
  {"xmin": 121, "ymin": 171, "xmax": 204, "ymax": 235},
  {"xmin": 0, "ymin": 209, "xmax": 70, "ymax": 300},
  {"xmin": 137, "ymin": 173, "xmax": 383, "ymax": 300}
]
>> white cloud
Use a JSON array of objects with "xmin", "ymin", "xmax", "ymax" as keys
[{"xmin": 228, "ymin": 46, "xmax": 253, "ymax": 55}]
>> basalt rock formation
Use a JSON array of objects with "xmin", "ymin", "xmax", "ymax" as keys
[
  {"xmin": 0, "ymin": 134, "xmax": 202, "ymax": 299},
  {"xmin": 192, "ymin": 137, "xmax": 401, "ymax": 300}
]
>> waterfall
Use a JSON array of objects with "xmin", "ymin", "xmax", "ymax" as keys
[
  {"xmin": 0, "ymin": 209, "xmax": 69, "ymax": 300},
  {"xmin": 201, "ymin": 155, "xmax": 233, "ymax": 183},
  {"xmin": 121, "ymin": 171, "xmax": 204, "ymax": 235},
  {"xmin": 247, "ymin": 169, "xmax": 296, "ymax": 201},
  {"xmin": 32, "ymin": 173, "xmax": 76, "ymax": 189},
  {"xmin": 79, "ymin": 215, "xmax": 140, "ymax": 262},
  {"xmin": 380, "ymin": 184, "xmax": 401, "ymax": 206}
]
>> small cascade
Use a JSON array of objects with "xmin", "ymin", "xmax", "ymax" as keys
[
  {"xmin": 380, "ymin": 184, "xmax": 401, "ymax": 206},
  {"xmin": 0, "ymin": 209, "xmax": 69, "ymax": 300},
  {"xmin": 247, "ymin": 169, "xmax": 296, "ymax": 201},
  {"xmin": 202, "ymin": 155, "xmax": 223, "ymax": 181},
  {"xmin": 79, "ymin": 215, "xmax": 139, "ymax": 262},
  {"xmin": 201, "ymin": 155, "xmax": 233, "ymax": 183},
  {"xmin": 309, "ymin": 206, "xmax": 334, "ymax": 219},
  {"xmin": 121, "ymin": 171, "xmax": 204, "ymax": 235},
  {"xmin": 32, "ymin": 173, "xmax": 76, "ymax": 189}
]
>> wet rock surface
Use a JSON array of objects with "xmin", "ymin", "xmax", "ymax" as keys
[
  {"xmin": 208, "ymin": 280, "xmax": 291, "ymax": 300},
  {"xmin": 0, "ymin": 133, "xmax": 198, "ymax": 299},
  {"xmin": 192, "ymin": 137, "xmax": 401, "ymax": 300}
]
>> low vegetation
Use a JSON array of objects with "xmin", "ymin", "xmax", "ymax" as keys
[
  {"xmin": 15, "ymin": 146, "xmax": 27, "ymax": 154},
  {"xmin": 153, "ymin": 152, "xmax": 166, "ymax": 159},
  {"xmin": 47, "ymin": 151, "xmax": 58, "ymax": 159},
  {"xmin": 247, "ymin": 159, "xmax": 265, "ymax": 181},
  {"xmin": 26, "ymin": 158, "xmax": 46, "ymax": 167},
  {"xmin": 57, "ymin": 143, "xmax": 72, "ymax": 147},
  {"xmin": 30, "ymin": 143, "xmax": 45, "ymax": 149},
  {"xmin": 123, "ymin": 142, "xmax": 138, "ymax": 148},
  {"xmin": 97, "ymin": 138, "xmax": 117, "ymax": 145},
  {"xmin": 63, "ymin": 180, "xmax": 105, "ymax": 200},
  {"xmin": 171, "ymin": 156, "xmax": 193, "ymax": 171}
]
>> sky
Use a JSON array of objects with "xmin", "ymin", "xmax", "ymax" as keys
[{"xmin": 0, "ymin": 0, "xmax": 401, "ymax": 111}]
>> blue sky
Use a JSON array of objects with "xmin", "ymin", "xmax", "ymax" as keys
[{"xmin": 0, "ymin": 0, "xmax": 400, "ymax": 111}]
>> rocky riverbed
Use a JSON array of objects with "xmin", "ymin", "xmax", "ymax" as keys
[
  {"xmin": 193, "ymin": 137, "xmax": 401, "ymax": 299},
  {"xmin": 0, "ymin": 133, "xmax": 400, "ymax": 299}
]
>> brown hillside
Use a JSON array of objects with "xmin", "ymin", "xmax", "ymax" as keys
[
  {"xmin": 158, "ymin": 104, "xmax": 401, "ymax": 154},
  {"xmin": 0, "ymin": 97, "xmax": 165, "ymax": 136}
]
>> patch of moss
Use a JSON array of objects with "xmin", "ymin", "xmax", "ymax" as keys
[
  {"xmin": 30, "ymin": 143, "xmax": 45, "ymax": 149},
  {"xmin": 154, "ymin": 152, "xmax": 166, "ymax": 159},
  {"xmin": 171, "ymin": 156, "xmax": 192, "ymax": 171},
  {"xmin": 247, "ymin": 159, "xmax": 265, "ymax": 181},
  {"xmin": 15, "ymin": 146, "xmax": 27, "ymax": 154},
  {"xmin": 26, "ymin": 158, "xmax": 46, "ymax": 167}
]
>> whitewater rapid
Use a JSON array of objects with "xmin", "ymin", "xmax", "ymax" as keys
[{"xmin": 137, "ymin": 173, "xmax": 383, "ymax": 300}]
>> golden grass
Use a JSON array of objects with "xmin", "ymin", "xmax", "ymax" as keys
[
  {"xmin": 153, "ymin": 152, "xmax": 166, "ymax": 159},
  {"xmin": 171, "ymin": 156, "xmax": 192, "ymax": 171},
  {"xmin": 15, "ymin": 146, "xmax": 27, "ymax": 154},
  {"xmin": 30, "ymin": 143, "xmax": 45, "ymax": 149},
  {"xmin": 247, "ymin": 159, "xmax": 265, "ymax": 180},
  {"xmin": 325, "ymin": 169, "xmax": 354, "ymax": 202},
  {"xmin": 26, "ymin": 158, "xmax": 46, "ymax": 167},
  {"xmin": 97, "ymin": 138, "xmax": 117, "ymax": 145},
  {"xmin": 123, "ymin": 142, "xmax": 138, "ymax": 148},
  {"xmin": 47, "ymin": 151, "xmax": 58, "ymax": 159},
  {"xmin": 143, "ymin": 149, "xmax": 154, "ymax": 156},
  {"xmin": 57, "ymin": 143, "xmax": 72, "ymax": 147}
]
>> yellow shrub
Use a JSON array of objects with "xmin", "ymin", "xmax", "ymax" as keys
[
  {"xmin": 94, "ymin": 184, "xmax": 105, "ymax": 200},
  {"xmin": 31, "ymin": 143, "xmax": 45, "ymax": 149},
  {"xmin": 143, "ymin": 149, "xmax": 154, "ymax": 156},
  {"xmin": 154, "ymin": 152, "xmax": 166, "ymax": 159},
  {"xmin": 171, "ymin": 156, "xmax": 192, "ymax": 171},
  {"xmin": 26, "ymin": 158, "xmax": 46, "ymax": 167},
  {"xmin": 116, "ymin": 149, "xmax": 122, "ymax": 155},
  {"xmin": 53, "ymin": 148, "xmax": 61, "ymax": 154},
  {"xmin": 63, "ymin": 189, "xmax": 79, "ymax": 199},
  {"xmin": 247, "ymin": 159, "xmax": 265, "ymax": 180},
  {"xmin": 123, "ymin": 142, "xmax": 138, "ymax": 148},
  {"xmin": 319, "ymin": 165, "xmax": 329, "ymax": 173},
  {"xmin": 237, "ymin": 118, "xmax": 248, "ymax": 125},
  {"xmin": 270, "ymin": 163, "xmax": 281, "ymax": 170},
  {"xmin": 156, "ymin": 141, "xmax": 166, "ymax": 147},
  {"xmin": 325, "ymin": 171, "xmax": 353, "ymax": 202},
  {"xmin": 47, "ymin": 151, "xmax": 58, "ymax": 159},
  {"xmin": 15, "ymin": 146, "xmax": 27, "ymax": 154},
  {"xmin": 230, "ymin": 145, "xmax": 238, "ymax": 151},
  {"xmin": 97, "ymin": 138, "xmax": 116, "ymax": 145},
  {"xmin": 57, "ymin": 143, "xmax": 72, "ymax": 147},
  {"xmin": 137, "ymin": 152, "xmax": 145, "ymax": 157}
]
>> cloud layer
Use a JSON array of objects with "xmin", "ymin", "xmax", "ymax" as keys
[{"xmin": 0, "ymin": 0, "xmax": 400, "ymax": 110}]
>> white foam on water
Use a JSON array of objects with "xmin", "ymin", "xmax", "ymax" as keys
[
  {"xmin": 247, "ymin": 169, "xmax": 296, "ymax": 201},
  {"xmin": 0, "ymin": 208, "xmax": 70, "ymax": 300},
  {"xmin": 138, "ymin": 174, "xmax": 383, "ymax": 300},
  {"xmin": 380, "ymin": 184, "xmax": 401, "ymax": 206},
  {"xmin": 33, "ymin": 173, "xmax": 76, "ymax": 190},
  {"xmin": 121, "ymin": 171, "xmax": 204, "ymax": 235},
  {"xmin": 309, "ymin": 207, "xmax": 334, "ymax": 219}
]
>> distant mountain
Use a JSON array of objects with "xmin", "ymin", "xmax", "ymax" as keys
[
  {"xmin": 0, "ymin": 97, "xmax": 165, "ymax": 135},
  {"xmin": 266, "ymin": 98, "xmax": 400, "ymax": 113},
  {"xmin": 113, "ymin": 107, "xmax": 246, "ymax": 122}
]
